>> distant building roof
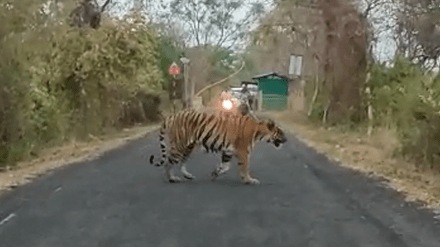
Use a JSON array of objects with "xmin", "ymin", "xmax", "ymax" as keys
[
  {"xmin": 241, "ymin": 80, "xmax": 258, "ymax": 85},
  {"xmin": 251, "ymin": 72, "xmax": 289, "ymax": 80}
]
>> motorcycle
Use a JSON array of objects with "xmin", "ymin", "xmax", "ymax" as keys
[{"xmin": 217, "ymin": 92, "xmax": 254, "ymax": 118}]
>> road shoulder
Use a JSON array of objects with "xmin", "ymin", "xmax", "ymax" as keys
[
  {"xmin": 268, "ymin": 111, "xmax": 440, "ymax": 214},
  {"xmin": 0, "ymin": 125, "xmax": 158, "ymax": 195}
]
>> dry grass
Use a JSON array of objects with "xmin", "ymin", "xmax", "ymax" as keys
[
  {"xmin": 269, "ymin": 111, "xmax": 440, "ymax": 211},
  {"xmin": 0, "ymin": 125, "xmax": 158, "ymax": 195}
]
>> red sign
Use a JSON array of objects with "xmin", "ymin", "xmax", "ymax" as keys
[{"xmin": 168, "ymin": 62, "xmax": 181, "ymax": 76}]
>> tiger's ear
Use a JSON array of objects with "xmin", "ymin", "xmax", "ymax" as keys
[{"xmin": 266, "ymin": 119, "xmax": 275, "ymax": 130}]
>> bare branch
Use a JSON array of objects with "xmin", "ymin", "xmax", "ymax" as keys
[
  {"xmin": 68, "ymin": 0, "xmax": 113, "ymax": 29},
  {"xmin": 100, "ymin": 0, "xmax": 112, "ymax": 12}
]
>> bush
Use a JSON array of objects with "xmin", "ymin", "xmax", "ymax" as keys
[
  {"xmin": 0, "ymin": 9, "xmax": 166, "ymax": 167},
  {"xmin": 369, "ymin": 57, "xmax": 440, "ymax": 168}
]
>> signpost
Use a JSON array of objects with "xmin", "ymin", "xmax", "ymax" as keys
[
  {"xmin": 179, "ymin": 57, "xmax": 191, "ymax": 108},
  {"xmin": 289, "ymin": 54, "xmax": 303, "ymax": 79},
  {"xmin": 168, "ymin": 62, "xmax": 181, "ymax": 76}
]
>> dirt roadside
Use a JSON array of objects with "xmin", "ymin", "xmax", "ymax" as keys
[
  {"xmin": 268, "ymin": 111, "xmax": 440, "ymax": 213},
  {"xmin": 0, "ymin": 125, "xmax": 158, "ymax": 195}
]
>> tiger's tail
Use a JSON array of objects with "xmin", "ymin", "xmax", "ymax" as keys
[{"xmin": 149, "ymin": 122, "xmax": 167, "ymax": 167}]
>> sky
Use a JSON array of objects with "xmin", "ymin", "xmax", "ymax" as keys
[
  {"xmin": 111, "ymin": 0, "xmax": 396, "ymax": 62},
  {"xmin": 358, "ymin": 1, "xmax": 397, "ymax": 62}
]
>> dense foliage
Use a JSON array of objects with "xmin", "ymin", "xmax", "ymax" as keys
[
  {"xmin": 368, "ymin": 58, "xmax": 440, "ymax": 168},
  {"xmin": 0, "ymin": 2, "xmax": 171, "ymax": 167}
]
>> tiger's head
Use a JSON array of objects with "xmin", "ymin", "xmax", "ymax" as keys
[{"xmin": 258, "ymin": 118, "xmax": 287, "ymax": 148}]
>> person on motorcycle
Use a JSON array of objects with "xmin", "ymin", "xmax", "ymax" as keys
[
  {"xmin": 240, "ymin": 84, "xmax": 253, "ymax": 110},
  {"xmin": 241, "ymin": 84, "xmax": 249, "ymax": 96}
]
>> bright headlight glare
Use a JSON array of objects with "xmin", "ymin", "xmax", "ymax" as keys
[{"xmin": 222, "ymin": 99, "xmax": 233, "ymax": 110}]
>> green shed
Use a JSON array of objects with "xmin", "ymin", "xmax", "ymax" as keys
[{"xmin": 252, "ymin": 72, "xmax": 289, "ymax": 111}]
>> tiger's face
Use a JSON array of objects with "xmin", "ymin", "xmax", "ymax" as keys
[{"xmin": 261, "ymin": 119, "xmax": 287, "ymax": 148}]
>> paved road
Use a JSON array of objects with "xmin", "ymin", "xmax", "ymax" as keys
[{"xmin": 0, "ymin": 131, "xmax": 439, "ymax": 247}]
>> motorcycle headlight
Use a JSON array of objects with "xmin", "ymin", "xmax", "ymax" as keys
[{"xmin": 222, "ymin": 99, "xmax": 233, "ymax": 110}]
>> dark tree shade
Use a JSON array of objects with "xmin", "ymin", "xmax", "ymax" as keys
[{"xmin": 68, "ymin": 0, "xmax": 112, "ymax": 29}]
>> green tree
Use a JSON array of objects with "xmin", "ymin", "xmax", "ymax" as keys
[
  {"xmin": 0, "ymin": 2, "xmax": 166, "ymax": 166},
  {"xmin": 155, "ymin": 0, "xmax": 266, "ymax": 49}
]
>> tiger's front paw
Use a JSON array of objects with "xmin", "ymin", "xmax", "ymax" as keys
[
  {"xmin": 242, "ymin": 177, "xmax": 260, "ymax": 185},
  {"xmin": 168, "ymin": 176, "xmax": 183, "ymax": 183},
  {"xmin": 183, "ymin": 173, "xmax": 196, "ymax": 180}
]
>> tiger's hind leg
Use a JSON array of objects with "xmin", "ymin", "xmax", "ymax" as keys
[
  {"xmin": 179, "ymin": 163, "xmax": 195, "ymax": 180},
  {"xmin": 166, "ymin": 142, "xmax": 197, "ymax": 182},
  {"xmin": 164, "ymin": 162, "xmax": 182, "ymax": 183},
  {"xmin": 179, "ymin": 141, "xmax": 197, "ymax": 180},
  {"xmin": 210, "ymin": 150, "xmax": 232, "ymax": 181},
  {"xmin": 165, "ymin": 148, "xmax": 185, "ymax": 183}
]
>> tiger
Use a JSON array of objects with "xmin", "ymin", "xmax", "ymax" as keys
[{"xmin": 148, "ymin": 108, "xmax": 287, "ymax": 185}]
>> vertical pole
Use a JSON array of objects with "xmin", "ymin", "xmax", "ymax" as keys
[
  {"xmin": 183, "ymin": 63, "xmax": 189, "ymax": 108},
  {"xmin": 171, "ymin": 74, "xmax": 176, "ymax": 113},
  {"xmin": 185, "ymin": 62, "xmax": 192, "ymax": 108},
  {"xmin": 190, "ymin": 64, "xmax": 194, "ymax": 107},
  {"xmin": 258, "ymin": 90, "xmax": 263, "ymax": 111}
]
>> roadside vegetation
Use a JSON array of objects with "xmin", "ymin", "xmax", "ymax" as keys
[
  {"xmin": 247, "ymin": 0, "xmax": 440, "ymax": 208},
  {"xmin": 0, "ymin": 1, "xmax": 167, "ymax": 169}
]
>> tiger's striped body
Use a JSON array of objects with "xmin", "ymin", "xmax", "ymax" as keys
[{"xmin": 149, "ymin": 108, "xmax": 287, "ymax": 184}]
